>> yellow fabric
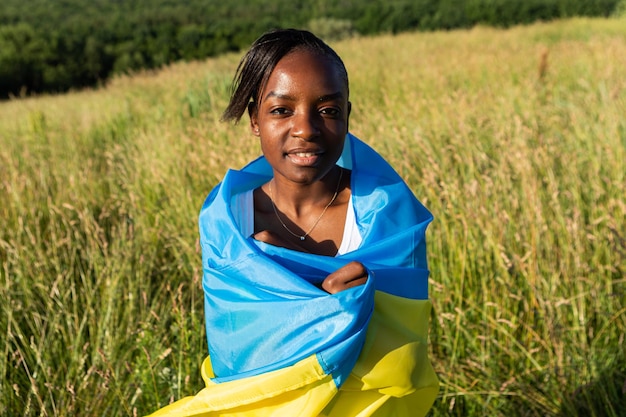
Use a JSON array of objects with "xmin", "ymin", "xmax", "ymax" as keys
[
  {"xmin": 146, "ymin": 292, "xmax": 438, "ymax": 417},
  {"xmin": 321, "ymin": 292, "xmax": 439, "ymax": 417},
  {"xmin": 148, "ymin": 355, "xmax": 338, "ymax": 417}
]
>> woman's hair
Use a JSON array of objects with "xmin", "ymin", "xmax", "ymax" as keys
[{"xmin": 221, "ymin": 28, "xmax": 349, "ymax": 123}]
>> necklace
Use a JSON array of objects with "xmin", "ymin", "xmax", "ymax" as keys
[{"xmin": 268, "ymin": 168, "xmax": 343, "ymax": 241}]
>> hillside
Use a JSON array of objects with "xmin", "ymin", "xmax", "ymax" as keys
[
  {"xmin": 1, "ymin": 17, "xmax": 625, "ymax": 416},
  {"xmin": 0, "ymin": 0, "xmax": 622, "ymax": 97}
]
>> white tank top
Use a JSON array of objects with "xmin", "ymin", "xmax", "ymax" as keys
[{"xmin": 231, "ymin": 188, "xmax": 362, "ymax": 256}]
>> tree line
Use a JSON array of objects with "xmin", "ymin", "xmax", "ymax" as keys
[{"xmin": 0, "ymin": 0, "xmax": 621, "ymax": 98}]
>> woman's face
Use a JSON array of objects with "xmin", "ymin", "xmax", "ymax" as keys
[{"xmin": 249, "ymin": 49, "xmax": 351, "ymax": 186}]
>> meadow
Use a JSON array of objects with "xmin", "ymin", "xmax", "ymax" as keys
[{"xmin": 1, "ymin": 17, "xmax": 624, "ymax": 416}]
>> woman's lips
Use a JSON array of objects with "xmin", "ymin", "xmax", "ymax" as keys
[{"xmin": 286, "ymin": 151, "xmax": 322, "ymax": 166}]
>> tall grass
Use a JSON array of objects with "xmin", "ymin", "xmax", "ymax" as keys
[{"xmin": 1, "ymin": 17, "xmax": 624, "ymax": 416}]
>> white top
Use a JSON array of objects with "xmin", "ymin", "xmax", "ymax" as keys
[{"xmin": 231, "ymin": 188, "xmax": 362, "ymax": 256}]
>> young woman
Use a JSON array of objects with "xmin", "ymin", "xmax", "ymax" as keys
[
  {"xmin": 148, "ymin": 29, "xmax": 438, "ymax": 417},
  {"xmin": 223, "ymin": 29, "xmax": 367, "ymax": 292}
]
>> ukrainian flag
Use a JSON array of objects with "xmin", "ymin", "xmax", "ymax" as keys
[{"xmin": 147, "ymin": 134, "xmax": 439, "ymax": 417}]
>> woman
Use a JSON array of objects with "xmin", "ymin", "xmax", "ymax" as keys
[{"xmin": 148, "ymin": 28, "xmax": 438, "ymax": 417}]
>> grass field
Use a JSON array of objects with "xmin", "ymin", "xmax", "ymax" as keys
[{"xmin": 1, "ymin": 17, "xmax": 625, "ymax": 416}]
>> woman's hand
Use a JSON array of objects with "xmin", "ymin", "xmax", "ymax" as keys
[
  {"xmin": 322, "ymin": 261, "xmax": 368, "ymax": 294},
  {"xmin": 253, "ymin": 230, "xmax": 367, "ymax": 294}
]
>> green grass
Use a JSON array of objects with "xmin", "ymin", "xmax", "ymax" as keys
[{"xmin": 1, "ymin": 17, "xmax": 625, "ymax": 416}]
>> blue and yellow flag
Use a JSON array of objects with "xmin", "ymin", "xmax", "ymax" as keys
[{"xmin": 148, "ymin": 134, "xmax": 438, "ymax": 417}]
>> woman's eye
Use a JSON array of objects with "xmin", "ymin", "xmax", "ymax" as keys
[
  {"xmin": 320, "ymin": 108, "xmax": 340, "ymax": 117},
  {"xmin": 270, "ymin": 107, "xmax": 289, "ymax": 115}
]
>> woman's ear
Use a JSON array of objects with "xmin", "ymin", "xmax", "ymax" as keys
[{"xmin": 248, "ymin": 102, "xmax": 260, "ymax": 136}]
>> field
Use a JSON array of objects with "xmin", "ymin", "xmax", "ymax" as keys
[{"xmin": 1, "ymin": 17, "xmax": 625, "ymax": 416}]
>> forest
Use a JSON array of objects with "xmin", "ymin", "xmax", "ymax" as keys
[{"xmin": 0, "ymin": 0, "xmax": 622, "ymax": 97}]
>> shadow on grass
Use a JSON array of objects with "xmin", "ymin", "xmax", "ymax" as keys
[{"xmin": 559, "ymin": 364, "xmax": 626, "ymax": 417}]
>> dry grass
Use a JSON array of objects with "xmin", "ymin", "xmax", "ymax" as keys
[{"xmin": 1, "ymin": 17, "xmax": 624, "ymax": 416}]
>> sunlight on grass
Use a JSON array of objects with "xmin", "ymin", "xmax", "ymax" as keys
[{"xmin": 1, "ymin": 17, "xmax": 624, "ymax": 416}]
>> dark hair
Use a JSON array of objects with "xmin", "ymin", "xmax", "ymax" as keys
[{"xmin": 221, "ymin": 28, "xmax": 349, "ymax": 123}]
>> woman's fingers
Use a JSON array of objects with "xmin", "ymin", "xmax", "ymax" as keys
[
  {"xmin": 250, "ymin": 236, "xmax": 368, "ymax": 294},
  {"xmin": 322, "ymin": 261, "xmax": 368, "ymax": 294}
]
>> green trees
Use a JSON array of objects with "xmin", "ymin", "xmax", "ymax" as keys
[
  {"xmin": 0, "ymin": 24, "xmax": 47, "ymax": 95},
  {"xmin": 0, "ymin": 0, "xmax": 621, "ymax": 98}
]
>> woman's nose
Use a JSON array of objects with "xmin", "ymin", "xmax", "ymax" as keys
[{"xmin": 291, "ymin": 111, "xmax": 320, "ymax": 140}]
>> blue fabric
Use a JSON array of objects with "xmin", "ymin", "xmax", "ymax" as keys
[{"xmin": 199, "ymin": 133, "xmax": 432, "ymax": 387}]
